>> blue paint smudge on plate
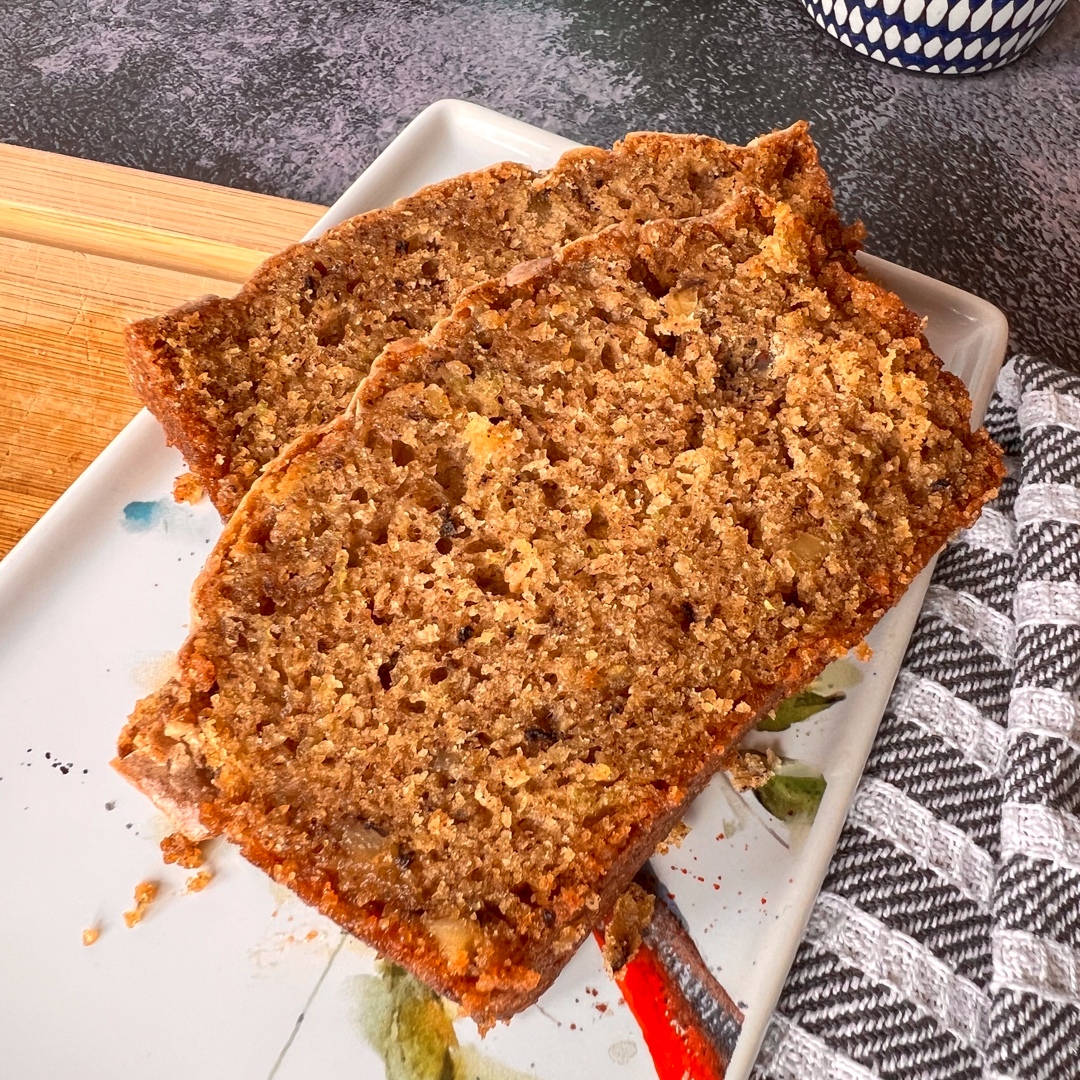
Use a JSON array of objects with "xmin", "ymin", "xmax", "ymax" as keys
[
  {"xmin": 121, "ymin": 498, "xmax": 193, "ymax": 534},
  {"xmin": 122, "ymin": 500, "xmax": 160, "ymax": 530}
]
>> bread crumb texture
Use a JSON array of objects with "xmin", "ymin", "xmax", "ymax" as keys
[
  {"xmin": 160, "ymin": 831, "xmax": 204, "ymax": 868},
  {"xmin": 727, "ymin": 748, "xmax": 781, "ymax": 793},
  {"xmin": 601, "ymin": 883, "xmax": 656, "ymax": 976},
  {"xmin": 654, "ymin": 819, "xmax": 690, "ymax": 855},
  {"xmin": 127, "ymin": 124, "xmax": 856, "ymax": 516},
  {"xmin": 119, "ymin": 189, "xmax": 1001, "ymax": 1024},
  {"xmin": 172, "ymin": 472, "xmax": 205, "ymax": 505}
]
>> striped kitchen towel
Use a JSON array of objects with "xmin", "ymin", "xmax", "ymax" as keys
[{"xmin": 756, "ymin": 355, "xmax": 1080, "ymax": 1080}]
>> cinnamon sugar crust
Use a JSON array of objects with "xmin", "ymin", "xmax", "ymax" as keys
[{"xmin": 116, "ymin": 190, "xmax": 1002, "ymax": 1026}]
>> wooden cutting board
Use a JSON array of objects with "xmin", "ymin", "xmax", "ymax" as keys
[{"xmin": 0, "ymin": 144, "xmax": 327, "ymax": 558}]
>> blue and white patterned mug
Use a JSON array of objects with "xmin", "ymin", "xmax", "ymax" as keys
[{"xmin": 800, "ymin": 0, "xmax": 1072, "ymax": 74}]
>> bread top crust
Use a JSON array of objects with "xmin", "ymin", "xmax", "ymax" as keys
[
  {"xmin": 126, "ymin": 123, "xmax": 859, "ymax": 516},
  {"xmin": 117, "ymin": 190, "xmax": 1001, "ymax": 1025}
]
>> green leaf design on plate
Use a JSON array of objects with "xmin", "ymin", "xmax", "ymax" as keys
[
  {"xmin": 358, "ymin": 963, "xmax": 457, "ymax": 1080},
  {"xmin": 354, "ymin": 963, "xmax": 538, "ymax": 1080},
  {"xmin": 756, "ymin": 690, "xmax": 845, "ymax": 731},
  {"xmin": 755, "ymin": 772, "xmax": 827, "ymax": 823}
]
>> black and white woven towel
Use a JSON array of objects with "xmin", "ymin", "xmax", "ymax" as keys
[{"xmin": 755, "ymin": 355, "xmax": 1080, "ymax": 1080}]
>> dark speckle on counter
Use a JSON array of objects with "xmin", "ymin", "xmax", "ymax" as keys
[{"xmin": 1, "ymin": 0, "xmax": 1077, "ymax": 368}]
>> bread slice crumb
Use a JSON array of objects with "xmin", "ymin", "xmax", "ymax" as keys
[
  {"xmin": 126, "ymin": 124, "xmax": 853, "ymax": 518},
  {"xmin": 115, "ymin": 185, "xmax": 1003, "ymax": 1025}
]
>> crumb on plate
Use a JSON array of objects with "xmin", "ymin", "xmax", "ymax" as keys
[
  {"xmin": 185, "ymin": 870, "xmax": 213, "ymax": 894},
  {"xmin": 601, "ymin": 883, "xmax": 656, "ymax": 976},
  {"xmin": 172, "ymin": 471, "xmax": 204, "ymax": 505},
  {"xmin": 726, "ymin": 747, "xmax": 780, "ymax": 793},
  {"xmin": 123, "ymin": 880, "xmax": 159, "ymax": 927}
]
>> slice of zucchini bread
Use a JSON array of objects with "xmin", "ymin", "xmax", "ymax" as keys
[
  {"xmin": 115, "ymin": 189, "xmax": 1001, "ymax": 1026},
  {"xmin": 127, "ymin": 123, "xmax": 859, "ymax": 516}
]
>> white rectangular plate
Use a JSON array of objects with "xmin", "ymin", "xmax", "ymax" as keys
[{"xmin": 0, "ymin": 100, "xmax": 1007, "ymax": 1080}]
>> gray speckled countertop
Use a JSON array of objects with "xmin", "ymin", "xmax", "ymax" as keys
[{"xmin": 3, "ymin": 0, "xmax": 1077, "ymax": 367}]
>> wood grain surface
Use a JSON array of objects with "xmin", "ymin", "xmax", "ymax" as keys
[{"xmin": 0, "ymin": 143, "xmax": 325, "ymax": 558}]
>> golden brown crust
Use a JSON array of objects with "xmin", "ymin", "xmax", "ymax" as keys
[
  {"xmin": 126, "ymin": 124, "xmax": 858, "ymax": 517},
  {"xmin": 125, "ymin": 297, "xmax": 243, "ymax": 511},
  {"xmin": 115, "ymin": 189, "xmax": 1002, "ymax": 1027}
]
